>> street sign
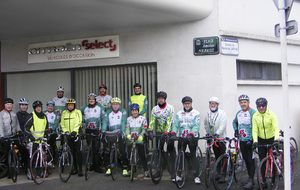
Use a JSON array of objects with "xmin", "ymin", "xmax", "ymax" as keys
[
  {"xmin": 194, "ymin": 36, "xmax": 219, "ymax": 55},
  {"xmin": 273, "ymin": 0, "xmax": 294, "ymax": 21},
  {"xmin": 275, "ymin": 20, "xmax": 298, "ymax": 37},
  {"xmin": 220, "ymin": 37, "xmax": 239, "ymax": 56}
]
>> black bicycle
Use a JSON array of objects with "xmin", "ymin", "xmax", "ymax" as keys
[{"xmin": 85, "ymin": 132, "xmax": 100, "ymax": 180}]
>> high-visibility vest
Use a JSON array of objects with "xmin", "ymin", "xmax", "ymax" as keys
[
  {"xmin": 30, "ymin": 111, "xmax": 47, "ymax": 140},
  {"xmin": 130, "ymin": 95, "xmax": 146, "ymax": 116}
]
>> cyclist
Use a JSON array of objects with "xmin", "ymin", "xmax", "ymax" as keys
[
  {"xmin": 233, "ymin": 94, "xmax": 256, "ymax": 189},
  {"xmin": 171, "ymin": 96, "xmax": 201, "ymax": 184},
  {"xmin": 148, "ymin": 91, "xmax": 176, "ymax": 182},
  {"xmin": 60, "ymin": 98, "xmax": 83, "ymax": 177},
  {"xmin": 252, "ymin": 97, "xmax": 279, "ymax": 189},
  {"xmin": 102, "ymin": 97, "xmax": 129, "ymax": 177},
  {"xmin": 52, "ymin": 86, "xmax": 68, "ymax": 119},
  {"xmin": 0, "ymin": 98, "xmax": 21, "ymax": 178},
  {"xmin": 204, "ymin": 96, "xmax": 227, "ymax": 183},
  {"xmin": 16, "ymin": 98, "xmax": 30, "ymax": 133},
  {"xmin": 24, "ymin": 100, "xmax": 49, "ymax": 179},
  {"xmin": 128, "ymin": 83, "xmax": 148, "ymax": 116},
  {"xmin": 81, "ymin": 93, "xmax": 106, "ymax": 173},
  {"xmin": 96, "ymin": 84, "xmax": 112, "ymax": 112},
  {"xmin": 125, "ymin": 104, "xmax": 149, "ymax": 177},
  {"xmin": 44, "ymin": 100, "xmax": 59, "ymax": 165}
]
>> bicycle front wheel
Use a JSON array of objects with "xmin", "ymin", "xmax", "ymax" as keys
[
  {"xmin": 196, "ymin": 146, "xmax": 203, "ymax": 177},
  {"xmin": 213, "ymin": 154, "xmax": 234, "ymax": 190},
  {"xmin": 0, "ymin": 151, "xmax": 8, "ymax": 178},
  {"xmin": 8, "ymin": 150, "xmax": 18, "ymax": 183},
  {"xmin": 205, "ymin": 149, "xmax": 212, "ymax": 188},
  {"xmin": 234, "ymin": 151, "xmax": 247, "ymax": 182},
  {"xmin": 30, "ymin": 150, "xmax": 47, "ymax": 184},
  {"xmin": 149, "ymin": 149, "xmax": 163, "ymax": 184},
  {"xmin": 290, "ymin": 137, "xmax": 298, "ymax": 165},
  {"xmin": 110, "ymin": 146, "xmax": 118, "ymax": 181},
  {"xmin": 257, "ymin": 156, "xmax": 279, "ymax": 190},
  {"xmin": 85, "ymin": 148, "xmax": 92, "ymax": 180},
  {"xmin": 58, "ymin": 149, "xmax": 73, "ymax": 182},
  {"xmin": 175, "ymin": 151, "xmax": 186, "ymax": 189},
  {"xmin": 46, "ymin": 146, "xmax": 54, "ymax": 175},
  {"xmin": 130, "ymin": 146, "xmax": 137, "ymax": 182}
]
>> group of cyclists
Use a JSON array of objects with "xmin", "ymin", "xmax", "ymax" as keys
[{"xmin": 0, "ymin": 82, "xmax": 281, "ymax": 190}]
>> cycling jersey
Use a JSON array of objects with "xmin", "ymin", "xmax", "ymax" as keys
[
  {"xmin": 96, "ymin": 94, "xmax": 112, "ymax": 111},
  {"xmin": 60, "ymin": 109, "xmax": 82, "ymax": 135},
  {"xmin": 204, "ymin": 109, "xmax": 227, "ymax": 138},
  {"xmin": 148, "ymin": 103, "xmax": 175, "ymax": 133},
  {"xmin": 44, "ymin": 110, "xmax": 59, "ymax": 134},
  {"xmin": 232, "ymin": 107, "xmax": 256, "ymax": 141},
  {"xmin": 125, "ymin": 115, "xmax": 147, "ymax": 144},
  {"xmin": 128, "ymin": 94, "xmax": 148, "ymax": 116},
  {"xmin": 252, "ymin": 109, "xmax": 279, "ymax": 143},
  {"xmin": 0, "ymin": 109, "xmax": 21, "ymax": 137},
  {"xmin": 52, "ymin": 96, "xmax": 68, "ymax": 117},
  {"xmin": 172, "ymin": 108, "xmax": 201, "ymax": 137},
  {"xmin": 80, "ymin": 104, "xmax": 106, "ymax": 131},
  {"xmin": 102, "ymin": 108, "xmax": 127, "ymax": 133}
]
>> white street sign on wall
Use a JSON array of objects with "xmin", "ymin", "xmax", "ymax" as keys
[{"xmin": 220, "ymin": 37, "xmax": 239, "ymax": 56}]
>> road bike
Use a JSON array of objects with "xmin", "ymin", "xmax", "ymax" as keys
[
  {"xmin": 279, "ymin": 130, "xmax": 298, "ymax": 165},
  {"xmin": 203, "ymin": 135, "xmax": 216, "ymax": 188},
  {"xmin": 85, "ymin": 132, "xmax": 100, "ymax": 180},
  {"xmin": 128, "ymin": 134, "xmax": 138, "ymax": 182}
]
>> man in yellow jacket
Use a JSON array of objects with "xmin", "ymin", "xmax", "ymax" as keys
[
  {"xmin": 252, "ymin": 97, "xmax": 279, "ymax": 189},
  {"xmin": 60, "ymin": 98, "xmax": 83, "ymax": 177}
]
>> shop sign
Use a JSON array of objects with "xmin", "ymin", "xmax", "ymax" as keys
[
  {"xmin": 28, "ymin": 35, "xmax": 119, "ymax": 64},
  {"xmin": 194, "ymin": 36, "xmax": 219, "ymax": 55},
  {"xmin": 220, "ymin": 37, "xmax": 239, "ymax": 56}
]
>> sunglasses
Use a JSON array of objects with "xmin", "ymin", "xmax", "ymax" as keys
[{"xmin": 257, "ymin": 104, "xmax": 266, "ymax": 108}]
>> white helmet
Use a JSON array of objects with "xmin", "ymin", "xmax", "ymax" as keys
[
  {"xmin": 209, "ymin": 97, "xmax": 220, "ymax": 104},
  {"xmin": 57, "ymin": 86, "xmax": 64, "ymax": 92}
]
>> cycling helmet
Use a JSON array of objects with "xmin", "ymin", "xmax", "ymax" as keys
[
  {"xmin": 238, "ymin": 94, "xmax": 250, "ymax": 102},
  {"xmin": 133, "ymin": 83, "xmax": 141, "ymax": 88},
  {"xmin": 57, "ymin": 86, "xmax": 64, "ymax": 92},
  {"xmin": 99, "ymin": 84, "xmax": 107, "ymax": 89},
  {"xmin": 130, "ymin": 104, "xmax": 140, "ymax": 111},
  {"xmin": 209, "ymin": 97, "xmax": 220, "ymax": 104},
  {"xmin": 256, "ymin": 97, "xmax": 267, "ymax": 106},
  {"xmin": 88, "ymin": 93, "xmax": 97, "ymax": 99},
  {"xmin": 67, "ymin": 98, "xmax": 76, "ymax": 104},
  {"xmin": 111, "ymin": 97, "xmax": 121, "ymax": 104},
  {"xmin": 18, "ymin": 98, "xmax": 28, "ymax": 105},
  {"xmin": 4, "ymin": 98, "xmax": 14, "ymax": 104},
  {"xmin": 157, "ymin": 91, "xmax": 167, "ymax": 99},
  {"xmin": 182, "ymin": 96, "xmax": 193, "ymax": 103},
  {"xmin": 46, "ymin": 100, "xmax": 55, "ymax": 106},
  {"xmin": 32, "ymin": 100, "xmax": 43, "ymax": 109}
]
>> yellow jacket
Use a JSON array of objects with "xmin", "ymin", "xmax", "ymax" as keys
[{"xmin": 60, "ymin": 109, "xmax": 82, "ymax": 134}]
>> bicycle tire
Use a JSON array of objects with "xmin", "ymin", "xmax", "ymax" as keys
[
  {"xmin": 0, "ymin": 152, "xmax": 8, "ymax": 178},
  {"xmin": 85, "ymin": 147, "xmax": 92, "ymax": 180},
  {"xmin": 30, "ymin": 150, "xmax": 47, "ymax": 185},
  {"xmin": 8, "ymin": 150, "xmax": 17, "ymax": 183},
  {"xmin": 196, "ymin": 146, "xmax": 203, "ymax": 177},
  {"xmin": 110, "ymin": 146, "xmax": 118, "ymax": 181},
  {"xmin": 213, "ymin": 154, "xmax": 234, "ymax": 190},
  {"xmin": 290, "ymin": 137, "xmax": 298, "ymax": 165},
  {"xmin": 46, "ymin": 146, "xmax": 54, "ymax": 175},
  {"xmin": 234, "ymin": 150, "xmax": 247, "ymax": 182},
  {"xmin": 58, "ymin": 149, "xmax": 73, "ymax": 182},
  {"xmin": 205, "ymin": 148, "xmax": 212, "ymax": 188},
  {"xmin": 290, "ymin": 155, "xmax": 295, "ymax": 185},
  {"xmin": 257, "ymin": 156, "xmax": 279, "ymax": 190},
  {"xmin": 175, "ymin": 151, "xmax": 186, "ymax": 189},
  {"xmin": 149, "ymin": 149, "xmax": 163, "ymax": 184},
  {"xmin": 130, "ymin": 146, "xmax": 137, "ymax": 182}
]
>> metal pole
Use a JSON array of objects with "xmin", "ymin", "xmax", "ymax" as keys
[{"xmin": 278, "ymin": 0, "xmax": 291, "ymax": 189}]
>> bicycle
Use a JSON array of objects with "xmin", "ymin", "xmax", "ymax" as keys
[
  {"xmin": 279, "ymin": 130, "xmax": 298, "ymax": 165},
  {"xmin": 56, "ymin": 132, "xmax": 74, "ymax": 182},
  {"xmin": 203, "ymin": 135, "xmax": 216, "ymax": 188},
  {"xmin": 0, "ymin": 143, "xmax": 8, "ymax": 178},
  {"xmin": 128, "ymin": 134, "xmax": 138, "ymax": 182},
  {"xmin": 212, "ymin": 137, "xmax": 245, "ymax": 190},
  {"xmin": 104, "ymin": 130, "xmax": 121, "ymax": 181},
  {"xmin": 29, "ymin": 137, "xmax": 54, "ymax": 184},
  {"xmin": 174, "ymin": 136, "xmax": 203, "ymax": 189},
  {"xmin": 85, "ymin": 132, "xmax": 100, "ymax": 180},
  {"xmin": 256, "ymin": 142, "xmax": 295, "ymax": 190}
]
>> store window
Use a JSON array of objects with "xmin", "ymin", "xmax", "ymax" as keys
[{"xmin": 237, "ymin": 60, "xmax": 281, "ymax": 80}]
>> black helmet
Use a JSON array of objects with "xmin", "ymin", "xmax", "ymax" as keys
[
  {"xmin": 133, "ymin": 83, "xmax": 141, "ymax": 88},
  {"xmin": 157, "ymin": 91, "xmax": 167, "ymax": 99},
  {"xmin": 182, "ymin": 96, "xmax": 193, "ymax": 103},
  {"xmin": 238, "ymin": 94, "xmax": 250, "ymax": 102},
  {"xmin": 256, "ymin": 97, "xmax": 267, "ymax": 106},
  {"xmin": 32, "ymin": 100, "xmax": 43, "ymax": 109},
  {"xmin": 4, "ymin": 98, "xmax": 14, "ymax": 104}
]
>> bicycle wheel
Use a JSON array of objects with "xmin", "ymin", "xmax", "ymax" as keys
[
  {"xmin": 110, "ymin": 146, "xmax": 118, "ymax": 181},
  {"xmin": 30, "ymin": 150, "xmax": 47, "ymax": 184},
  {"xmin": 196, "ymin": 146, "xmax": 203, "ymax": 177},
  {"xmin": 85, "ymin": 148, "xmax": 92, "ymax": 180},
  {"xmin": 175, "ymin": 151, "xmax": 186, "ymax": 189},
  {"xmin": 46, "ymin": 146, "xmax": 54, "ymax": 175},
  {"xmin": 213, "ymin": 154, "xmax": 234, "ymax": 190},
  {"xmin": 0, "ymin": 151, "xmax": 8, "ymax": 178},
  {"xmin": 290, "ymin": 155, "xmax": 295, "ymax": 185},
  {"xmin": 205, "ymin": 149, "xmax": 212, "ymax": 188},
  {"xmin": 257, "ymin": 156, "xmax": 279, "ymax": 190},
  {"xmin": 58, "ymin": 149, "xmax": 73, "ymax": 182},
  {"xmin": 149, "ymin": 149, "xmax": 163, "ymax": 184},
  {"xmin": 290, "ymin": 137, "xmax": 298, "ymax": 165},
  {"xmin": 8, "ymin": 150, "xmax": 17, "ymax": 183},
  {"xmin": 234, "ymin": 151, "xmax": 247, "ymax": 182},
  {"xmin": 130, "ymin": 146, "xmax": 137, "ymax": 182}
]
